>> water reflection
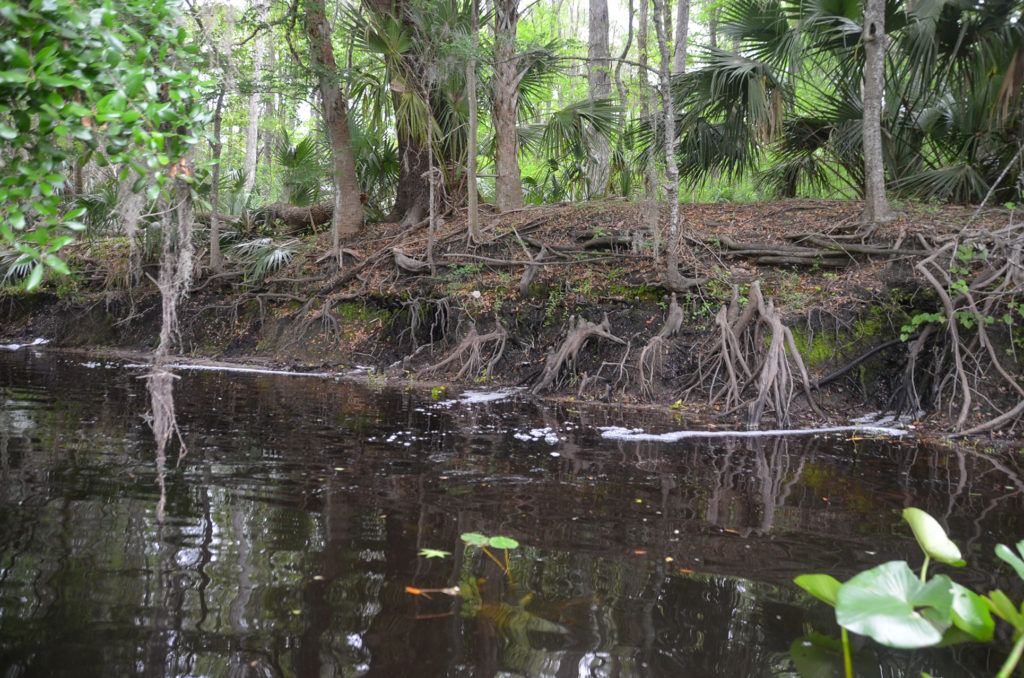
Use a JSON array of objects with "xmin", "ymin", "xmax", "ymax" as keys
[{"xmin": 0, "ymin": 350, "xmax": 1022, "ymax": 677}]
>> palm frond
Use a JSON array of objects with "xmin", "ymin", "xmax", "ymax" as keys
[{"xmin": 227, "ymin": 238, "xmax": 302, "ymax": 282}]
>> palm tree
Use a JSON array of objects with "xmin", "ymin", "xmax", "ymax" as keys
[{"xmin": 675, "ymin": 0, "xmax": 1024, "ymax": 205}]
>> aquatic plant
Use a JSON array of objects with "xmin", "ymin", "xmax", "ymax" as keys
[
  {"xmin": 795, "ymin": 508, "xmax": 1024, "ymax": 678},
  {"xmin": 461, "ymin": 532, "xmax": 519, "ymax": 576}
]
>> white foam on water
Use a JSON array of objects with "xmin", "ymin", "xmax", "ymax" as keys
[
  {"xmin": 598, "ymin": 424, "xmax": 908, "ymax": 442},
  {"xmin": 165, "ymin": 363, "xmax": 331, "ymax": 378},
  {"xmin": 513, "ymin": 427, "xmax": 562, "ymax": 445},
  {"xmin": 0, "ymin": 338, "xmax": 49, "ymax": 351},
  {"xmin": 457, "ymin": 389, "xmax": 518, "ymax": 404}
]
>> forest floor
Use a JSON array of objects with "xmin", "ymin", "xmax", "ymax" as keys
[{"xmin": 3, "ymin": 198, "xmax": 1021, "ymax": 448}]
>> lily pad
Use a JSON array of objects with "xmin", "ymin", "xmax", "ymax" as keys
[
  {"xmin": 835, "ymin": 560, "xmax": 952, "ymax": 648},
  {"xmin": 460, "ymin": 532, "xmax": 489, "ymax": 547},
  {"xmin": 902, "ymin": 508, "xmax": 965, "ymax": 567},
  {"xmin": 487, "ymin": 536, "xmax": 519, "ymax": 550}
]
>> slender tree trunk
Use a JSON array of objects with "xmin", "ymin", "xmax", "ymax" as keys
[
  {"xmin": 263, "ymin": 46, "xmax": 277, "ymax": 182},
  {"xmin": 587, "ymin": 0, "xmax": 611, "ymax": 198},
  {"xmin": 672, "ymin": 0, "xmax": 690, "ymax": 74},
  {"xmin": 861, "ymin": 0, "xmax": 893, "ymax": 225},
  {"xmin": 613, "ymin": 0, "xmax": 634, "ymax": 110},
  {"xmin": 466, "ymin": 0, "xmax": 482, "ymax": 242},
  {"xmin": 493, "ymin": 0, "xmax": 524, "ymax": 211},
  {"xmin": 304, "ymin": 0, "xmax": 364, "ymax": 262},
  {"xmin": 242, "ymin": 5, "xmax": 267, "ymax": 199},
  {"xmin": 209, "ymin": 86, "xmax": 226, "ymax": 273},
  {"xmin": 653, "ymin": 0, "xmax": 687, "ymax": 291},
  {"xmin": 709, "ymin": 3, "xmax": 719, "ymax": 50},
  {"xmin": 639, "ymin": 0, "xmax": 659, "ymax": 255}
]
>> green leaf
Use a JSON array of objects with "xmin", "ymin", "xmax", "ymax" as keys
[
  {"xmin": 985, "ymin": 590, "xmax": 1024, "ymax": 630},
  {"xmin": 418, "ymin": 548, "xmax": 451, "ymax": 559},
  {"xmin": 460, "ymin": 532, "xmax": 489, "ymax": 547},
  {"xmin": 795, "ymin": 574, "xmax": 842, "ymax": 607},
  {"xmin": 43, "ymin": 255, "xmax": 69, "ymax": 275},
  {"xmin": 949, "ymin": 582, "xmax": 994, "ymax": 642},
  {"xmin": 902, "ymin": 508, "xmax": 965, "ymax": 566},
  {"xmin": 995, "ymin": 541, "xmax": 1024, "ymax": 581},
  {"xmin": 487, "ymin": 536, "xmax": 519, "ymax": 550},
  {"xmin": 25, "ymin": 263, "xmax": 44, "ymax": 290},
  {"xmin": 835, "ymin": 561, "xmax": 952, "ymax": 648}
]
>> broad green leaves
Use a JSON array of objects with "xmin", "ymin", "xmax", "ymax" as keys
[
  {"xmin": 835, "ymin": 561, "xmax": 953, "ymax": 648},
  {"xmin": 0, "ymin": 0, "xmax": 207, "ymax": 288},
  {"xmin": 794, "ymin": 507, "xmax": 1020, "ymax": 678}
]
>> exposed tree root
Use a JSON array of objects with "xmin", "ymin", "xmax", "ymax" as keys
[
  {"xmin": 684, "ymin": 281, "xmax": 822, "ymax": 428},
  {"xmin": 419, "ymin": 322, "xmax": 507, "ymax": 381},
  {"xmin": 637, "ymin": 293, "xmax": 683, "ymax": 398},
  {"xmin": 532, "ymin": 314, "xmax": 625, "ymax": 394},
  {"xmin": 909, "ymin": 225, "xmax": 1024, "ymax": 433}
]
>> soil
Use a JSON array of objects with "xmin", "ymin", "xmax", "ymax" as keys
[{"xmin": 2, "ymin": 198, "xmax": 1021, "ymax": 447}]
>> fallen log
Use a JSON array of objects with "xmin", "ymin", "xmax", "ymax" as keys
[{"xmin": 258, "ymin": 202, "xmax": 333, "ymax": 233}]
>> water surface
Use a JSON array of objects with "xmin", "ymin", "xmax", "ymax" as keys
[{"xmin": 1, "ymin": 349, "xmax": 1022, "ymax": 677}]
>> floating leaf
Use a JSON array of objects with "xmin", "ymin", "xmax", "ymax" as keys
[
  {"xmin": 418, "ymin": 548, "xmax": 451, "ymax": 559},
  {"xmin": 487, "ymin": 536, "xmax": 519, "ymax": 550},
  {"xmin": 795, "ymin": 574, "xmax": 842, "ymax": 607},
  {"xmin": 902, "ymin": 508, "xmax": 965, "ymax": 566},
  {"xmin": 460, "ymin": 532, "xmax": 488, "ymax": 547},
  {"xmin": 835, "ymin": 561, "xmax": 952, "ymax": 648}
]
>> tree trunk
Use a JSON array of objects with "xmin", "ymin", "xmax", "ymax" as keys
[
  {"xmin": 672, "ymin": 0, "xmax": 690, "ymax": 74},
  {"xmin": 304, "ymin": 0, "xmax": 364, "ymax": 262},
  {"xmin": 639, "ymin": 0, "xmax": 659, "ymax": 254},
  {"xmin": 493, "ymin": 0, "xmax": 524, "ymax": 212},
  {"xmin": 466, "ymin": 0, "xmax": 482, "ymax": 242},
  {"xmin": 209, "ymin": 87, "xmax": 226, "ymax": 273},
  {"xmin": 391, "ymin": 105, "xmax": 433, "ymax": 223},
  {"xmin": 709, "ymin": 3, "xmax": 719, "ymax": 50},
  {"xmin": 587, "ymin": 0, "xmax": 611, "ymax": 198},
  {"xmin": 652, "ymin": 0, "xmax": 688, "ymax": 292},
  {"xmin": 242, "ymin": 4, "xmax": 267, "ymax": 199},
  {"xmin": 263, "ymin": 45, "xmax": 277, "ymax": 181},
  {"xmin": 861, "ymin": 0, "xmax": 893, "ymax": 225}
]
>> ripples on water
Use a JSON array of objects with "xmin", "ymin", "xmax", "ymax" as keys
[{"xmin": 0, "ymin": 349, "xmax": 1022, "ymax": 677}]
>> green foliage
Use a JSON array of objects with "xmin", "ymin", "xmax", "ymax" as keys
[
  {"xmin": 0, "ymin": 0, "xmax": 206, "ymax": 288},
  {"xmin": 227, "ymin": 238, "xmax": 301, "ymax": 282},
  {"xmin": 418, "ymin": 548, "xmax": 451, "ymax": 559},
  {"xmin": 274, "ymin": 133, "xmax": 327, "ymax": 207},
  {"xmin": 461, "ymin": 531, "xmax": 520, "ymax": 576},
  {"xmin": 795, "ymin": 508, "xmax": 1024, "ymax": 678}
]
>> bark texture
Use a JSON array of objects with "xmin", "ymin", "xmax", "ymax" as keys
[
  {"xmin": 587, "ymin": 0, "xmax": 611, "ymax": 198},
  {"xmin": 672, "ymin": 0, "xmax": 690, "ymax": 74},
  {"xmin": 861, "ymin": 0, "xmax": 893, "ymax": 225},
  {"xmin": 242, "ymin": 3, "xmax": 267, "ymax": 199},
  {"xmin": 466, "ymin": 0, "xmax": 482, "ymax": 242},
  {"xmin": 652, "ymin": 0, "xmax": 688, "ymax": 292},
  {"xmin": 493, "ymin": 0, "xmax": 524, "ymax": 212},
  {"xmin": 304, "ymin": 0, "xmax": 364, "ymax": 260}
]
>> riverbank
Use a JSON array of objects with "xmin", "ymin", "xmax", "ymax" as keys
[{"xmin": 2, "ymin": 198, "xmax": 1021, "ymax": 445}]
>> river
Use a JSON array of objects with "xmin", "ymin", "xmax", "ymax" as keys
[{"xmin": 1, "ymin": 348, "xmax": 1022, "ymax": 677}]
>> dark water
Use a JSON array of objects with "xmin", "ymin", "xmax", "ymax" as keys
[{"xmin": 1, "ymin": 349, "xmax": 1023, "ymax": 678}]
